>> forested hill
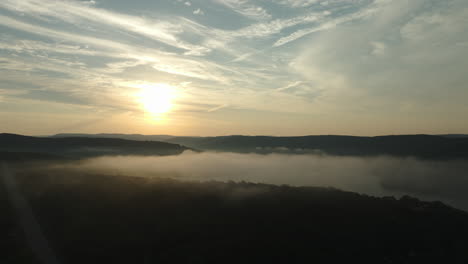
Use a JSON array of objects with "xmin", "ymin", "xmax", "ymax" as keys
[
  {"xmin": 0, "ymin": 133, "xmax": 189, "ymax": 158},
  {"xmin": 2, "ymin": 167, "xmax": 468, "ymax": 264}
]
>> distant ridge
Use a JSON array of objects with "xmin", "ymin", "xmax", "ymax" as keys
[
  {"xmin": 0, "ymin": 133, "xmax": 190, "ymax": 158},
  {"xmin": 50, "ymin": 133, "xmax": 468, "ymax": 159},
  {"xmin": 52, "ymin": 133, "xmax": 174, "ymax": 142}
]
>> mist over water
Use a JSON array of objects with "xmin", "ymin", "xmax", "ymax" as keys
[{"xmin": 57, "ymin": 151, "xmax": 468, "ymax": 210}]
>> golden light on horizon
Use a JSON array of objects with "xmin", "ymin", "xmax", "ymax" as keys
[{"xmin": 135, "ymin": 83, "xmax": 177, "ymax": 118}]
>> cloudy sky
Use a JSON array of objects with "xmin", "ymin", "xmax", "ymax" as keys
[{"xmin": 0, "ymin": 0, "xmax": 467, "ymax": 136}]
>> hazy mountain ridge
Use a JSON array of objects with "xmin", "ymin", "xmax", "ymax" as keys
[
  {"xmin": 164, "ymin": 135, "xmax": 468, "ymax": 159},
  {"xmin": 52, "ymin": 133, "xmax": 174, "ymax": 141},
  {"xmin": 0, "ymin": 133, "xmax": 190, "ymax": 158},
  {"xmin": 52, "ymin": 133, "xmax": 468, "ymax": 159}
]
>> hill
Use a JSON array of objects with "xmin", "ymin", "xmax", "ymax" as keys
[
  {"xmin": 52, "ymin": 133, "xmax": 173, "ymax": 141},
  {"xmin": 0, "ymin": 133, "xmax": 190, "ymax": 158},
  {"xmin": 2, "ymin": 164, "xmax": 468, "ymax": 264}
]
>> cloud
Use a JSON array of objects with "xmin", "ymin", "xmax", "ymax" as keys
[
  {"xmin": 0, "ymin": 0, "xmax": 209, "ymax": 55},
  {"xmin": 273, "ymin": 2, "xmax": 381, "ymax": 47},
  {"xmin": 276, "ymin": 81, "xmax": 304, "ymax": 91},
  {"xmin": 288, "ymin": 0, "xmax": 468, "ymax": 129},
  {"xmin": 0, "ymin": 39, "xmax": 99, "ymax": 56},
  {"xmin": 103, "ymin": 60, "xmax": 148, "ymax": 74},
  {"xmin": 0, "ymin": 88, "xmax": 26, "ymax": 102},
  {"xmin": 193, "ymin": 8, "xmax": 204, "ymax": 15},
  {"xmin": 224, "ymin": 12, "xmax": 323, "ymax": 40},
  {"xmin": 215, "ymin": 0, "xmax": 271, "ymax": 20},
  {"xmin": 278, "ymin": 0, "xmax": 319, "ymax": 8},
  {"xmin": 231, "ymin": 52, "xmax": 252, "ymax": 62},
  {"xmin": 370, "ymin": 41, "xmax": 386, "ymax": 56},
  {"xmin": 0, "ymin": 15, "xmax": 144, "ymax": 54},
  {"xmin": 0, "ymin": 15, "xmax": 242, "ymax": 81},
  {"xmin": 207, "ymin": 104, "xmax": 228, "ymax": 112}
]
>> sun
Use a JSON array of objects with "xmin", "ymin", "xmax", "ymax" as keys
[{"xmin": 137, "ymin": 83, "xmax": 176, "ymax": 115}]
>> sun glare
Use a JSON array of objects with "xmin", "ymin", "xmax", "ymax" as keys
[{"xmin": 136, "ymin": 83, "xmax": 177, "ymax": 116}]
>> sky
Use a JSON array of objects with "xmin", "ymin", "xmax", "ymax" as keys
[{"xmin": 0, "ymin": 0, "xmax": 467, "ymax": 136}]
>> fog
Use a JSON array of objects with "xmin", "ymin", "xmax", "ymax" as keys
[{"xmin": 55, "ymin": 151, "xmax": 468, "ymax": 210}]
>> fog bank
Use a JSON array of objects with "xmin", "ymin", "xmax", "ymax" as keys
[{"xmin": 57, "ymin": 152, "xmax": 468, "ymax": 210}]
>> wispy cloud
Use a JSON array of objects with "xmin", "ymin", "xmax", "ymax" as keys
[
  {"xmin": 0, "ymin": 39, "xmax": 99, "ymax": 56},
  {"xmin": 214, "ymin": 0, "xmax": 271, "ymax": 20},
  {"xmin": 0, "ymin": 15, "xmax": 241, "ymax": 83},
  {"xmin": 0, "ymin": 0, "xmax": 210, "ymax": 55},
  {"xmin": 207, "ymin": 104, "xmax": 228, "ymax": 112},
  {"xmin": 276, "ymin": 81, "xmax": 304, "ymax": 91},
  {"xmin": 278, "ymin": 0, "xmax": 319, "ymax": 8},
  {"xmin": 273, "ymin": 2, "xmax": 381, "ymax": 47},
  {"xmin": 193, "ymin": 8, "xmax": 204, "ymax": 15},
  {"xmin": 0, "ymin": 15, "xmax": 141, "ymax": 54},
  {"xmin": 222, "ymin": 12, "xmax": 323, "ymax": 39}
]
